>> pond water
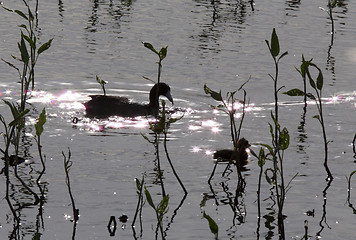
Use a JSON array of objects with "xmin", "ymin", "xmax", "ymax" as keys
[{"xmin": 1, "ymin": 0, "xmax": 356, "ymax": 239}]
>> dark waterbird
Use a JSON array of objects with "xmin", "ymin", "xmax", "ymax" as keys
[
  {"xmin": 213, "ymin": 138, "xmax": 251, "ymax": 166},
  {"xmin": 0, "ymin": 155, "xmax": 26, "ymax": 174},
  {"xmin": 84, "ymin": 82, "xmax": 173, "ymax": 118}
]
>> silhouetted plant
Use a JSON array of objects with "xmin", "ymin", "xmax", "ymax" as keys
[
  {"xmin": 204, "ymin": 80, "xmax": 249, "ymax": 150},
  {"xmin": 264, "ymin": 27, "xmax": 289, "ymax": 239},
  {"xmin": 63, "ymin": 148, "xmax": 79, "ymax": 222},
  {"xmin": 143, "ymin": 100, "xmax": 186, "ymax": 193},
  {"xmin": 35, "ymin": 108, "xmax": 46, "ymax": 184},
  {"xmin": 34, "ymin": 107, "xmax": 47, "ymax": 218},
  {"xmin": 96, "ymin": 75, "xmax": 108, "ymax": 96},
  {"xmin": 142, "ymin": 42, "xmax": 168, "ymax": 84},
  {"xmin": 132, "ymin": 176, "xmax": 145, "ymax": 238},
  {"xmin": 144, "ymin": 186, "xmax": 169, "ymax": 240},
  {"xmin": 284, "ymin": 56, "xmax": 333, "ymax": 180},
  {"xmin": 2, "ymin": 1, "xmax": 53, "ymax": 111},
  {"xmin": 250, "ymin": 147, "xmax": 267, "ymax": 238},
  {"xmin": 0, "ymin": 100, "xmax": 29, "ymax": 224}
]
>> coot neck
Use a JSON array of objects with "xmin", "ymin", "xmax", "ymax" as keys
[{"xmin": 148, "ymin": 84, "xmax": 160, "ymax": 110}]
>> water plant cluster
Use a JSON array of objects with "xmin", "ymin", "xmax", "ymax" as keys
[{"xmin": 1, "ymin": 0, "xmax": 355, "ymax": 240}]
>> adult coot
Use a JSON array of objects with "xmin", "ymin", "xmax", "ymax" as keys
[{"xmin": 84, "ymin": 82, "xmax": 173, "ymax": 118}]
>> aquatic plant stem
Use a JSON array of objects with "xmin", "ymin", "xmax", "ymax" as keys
[
  {"xmin": 155, "ymin": 133, "xmax": 166, "ymax": 197},
  {"xmin": 63, "ymin": 149, "xmax": 79, "ymax": 222},
  {"xmin": 163, "ymin": 130, "xmax": 187, "ymax": 194},
  {"xmin": 314, "ymin": 88, "xmax": 333, "ymax": 180},
  {"xmin": 132, "ymin": 176, "xmax": 145, "ymax": 229},
  {"xmin": 266, "ymin": 28, "xmax": 289, "ymax": 239}
]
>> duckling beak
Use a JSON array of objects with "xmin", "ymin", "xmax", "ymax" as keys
[{"xmin": 165, "ymin": 90, "xmax": 174, "ymax": 105}]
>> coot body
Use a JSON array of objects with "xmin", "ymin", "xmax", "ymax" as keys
[{"xmin": 84, "ymin": 82, "xmax": 173, "ymax": 118}]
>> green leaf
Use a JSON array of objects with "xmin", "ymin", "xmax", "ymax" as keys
[
  {"xmin": 203, "ymin": 211, "xmax": 219, "ymax": 236},
  {"xmin": 157, "ymin": 195, "xmax": 169, "ymax": 215},
  {"xmin": 144, "ymin": 186, "xmax": 155, "ymax": 209},
  {"xmin": 143, "ymin": 42, "xmax": 159, "ymax": 55},
  {"xmin": 18, "ymin": 24, "xmax": 28, "ymax": 30},
  {"xmin": 37, "ymin": 38, "xmax": 53, "ymax": 55},
  {"xmin": 35, "ymin": 108, "xmax": 46, "ymax": 137},
  {"xmin": 14, "ymin": 9, "xmax": 28, "ymax": 20},
  {"xmin": 159, "ymin": 46, "xmax": 168, "ymax": 60},
  {"xmin": 278, "ymin": 51, "xmax": 288, "ymax": 61},
  {"xmin": 316, "ymin": 68, "xmax": 323, "ymax": 90},
  {"xmin": 283, "ymin": 88, "xmax": 305, "ymax": 96},
  {"xmin": 270, "ymin": 111, "xmax": 280, "ymax": 131},
  {"xmin": 308, "ymin": 75, "xmax": 316, "ymax": 89},
  {"xmin": 168, "ymin": 113, "xmax": 184, "ymax": 125},
  {"xmin": 135, "ymin": 178, "xmax": 141, "ymax": 191},
  {"xmin": 96, "ymin": 75, "xmax": 108, "ymax": 85},
  {"xmin": 312, "ymin": 115, "xmax": 320, "ymax": 122},
  {"xmin": 268, "ymin": 122, "xmax": 275, "ymax": 142},
  {"xmin": 279, "ymin": 127, "xmax": 289, "ymax": 150},
  {"xmin": 204, "ymin": 84, "xmax": 223, "ymax": 102},
  {"xmin": 19, "ymin": 34, "xmax": 29, "ymax": 65},
  {"xmin": 270, "ymin": 28, "xmax": 280, "ymax": 57},
  {"xmin": 260, "ymin": 143, "xmax": 274, "ymax": 156},
  {"xmin": 23, "ymin": 34, "xmax": 35, "ymax": 50},
  {"xmin": 2, "ymin": 6, "xmax": 14, "ymax": 12},
  {"xmin": 258, "ymin": 147, "xmax": 266, "ymax": 167},
  {"xmin": 3, "ymin": 99, "xmax": 29, "ymax": 127}
]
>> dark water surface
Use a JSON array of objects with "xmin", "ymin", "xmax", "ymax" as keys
[{"xmin": 1, "ymin": 0, "xmax": 355, "ymax": 239}]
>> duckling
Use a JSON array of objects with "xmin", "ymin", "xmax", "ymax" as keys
[
  {"xmin": 0, "ymin": 155, "xmax": 26, "ymax": 174},
  {"xmin": 84, "ymin": 82, "xmax": 173, "ymax": 118},
  {"xmin": 213, "ymin": 138, "xmax": 251, "ymax": 166}
]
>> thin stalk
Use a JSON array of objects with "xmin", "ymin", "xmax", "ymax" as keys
[
  {"xmin": 63, "ymin": 150, "xmax": 79, "ymax": 222},
  {"xmin": 132, "ymin": 177, "xmax": 145, "ymax": 227},
  {"xmin": 256, "ymin": 162, "xmax": 263, "ymax": 240},
  {"xmin": 155, "ymin": 133, "xmax": 166, "ymax": 197},
  {"xmin": 163, "ymin": 130, "xmax": 187, "ymax": 194}
]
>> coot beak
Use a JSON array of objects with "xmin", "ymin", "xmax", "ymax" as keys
[{"xmin": 165, "ymin": 90, "xmax": 174, "ymax": 105}]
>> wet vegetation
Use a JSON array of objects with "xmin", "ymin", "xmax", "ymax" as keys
[{"xmin": 0, "ymin": 0, "xmax": 355, "ymax": 240}]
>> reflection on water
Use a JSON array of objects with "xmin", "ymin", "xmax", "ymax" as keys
[{"xmin": 1, "ymin": 0, "xmax": 356, "ymax": 238}]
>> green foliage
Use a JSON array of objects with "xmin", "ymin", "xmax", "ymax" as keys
[
  {"xmin": 1, "ymin": 2, "xmax": 53, "ymax": 111},
  {"xmin": 203, "ymin": 211, "xmax": 219, "ymax": 238},
  {"xmin": 38, "ymin": 38, "xmax": 53, "ymax": 55},
  {"xmin": 283, "ymin": 88, "xmax": 305, "ymax": 97},
  {"xmin": 96, "ymin": 75, "xmax": 108, "ymax": 96},
  {"xmin": 284, "ymin": 55, "xmax": 333, "ymax": 179},
  {"xmin": 148, "ymin": 100, "xmax": 184, "ymax": 135},
  {"xmin": 3, "ymin": 100, "xmax": 29, "ymax": 127},
  {"xmin": 63, "ymin": 148, "xmax": 73, "ymax": 174},
  {"xmin": 144, "ymin": 186, "xmax": 169, "ymax": 238},
  {"xmin": 204, "ymin": 84, "xmax": 223, "ymax": 102},
  {"xmin": 265, "ymin": 28, "xmax": 288, "ymax": 64},
  {"xmin": 142, "ymin": 42, "xmax": 168, "ymax": 84},
  {"xmin": 143, "ymin": 42, "xmax": 168, "ymax": 61},
  {"xmin": 35, "ymin": 108, "xmax": 46, "ymax": 137},
  {"xmin": 144, "ymin": 186, "xmax": 155, "ymax": 209},
  {"xmin": 279, "ymin": 128, "xmax": 289, "ymax": 151},
  {"xmin": 270, "ymin": 28, "xmax": 280, "ymax": 57},
  {"xmin": 203, "ymin": 80, "xmax": 249, "ymax": 150}
]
